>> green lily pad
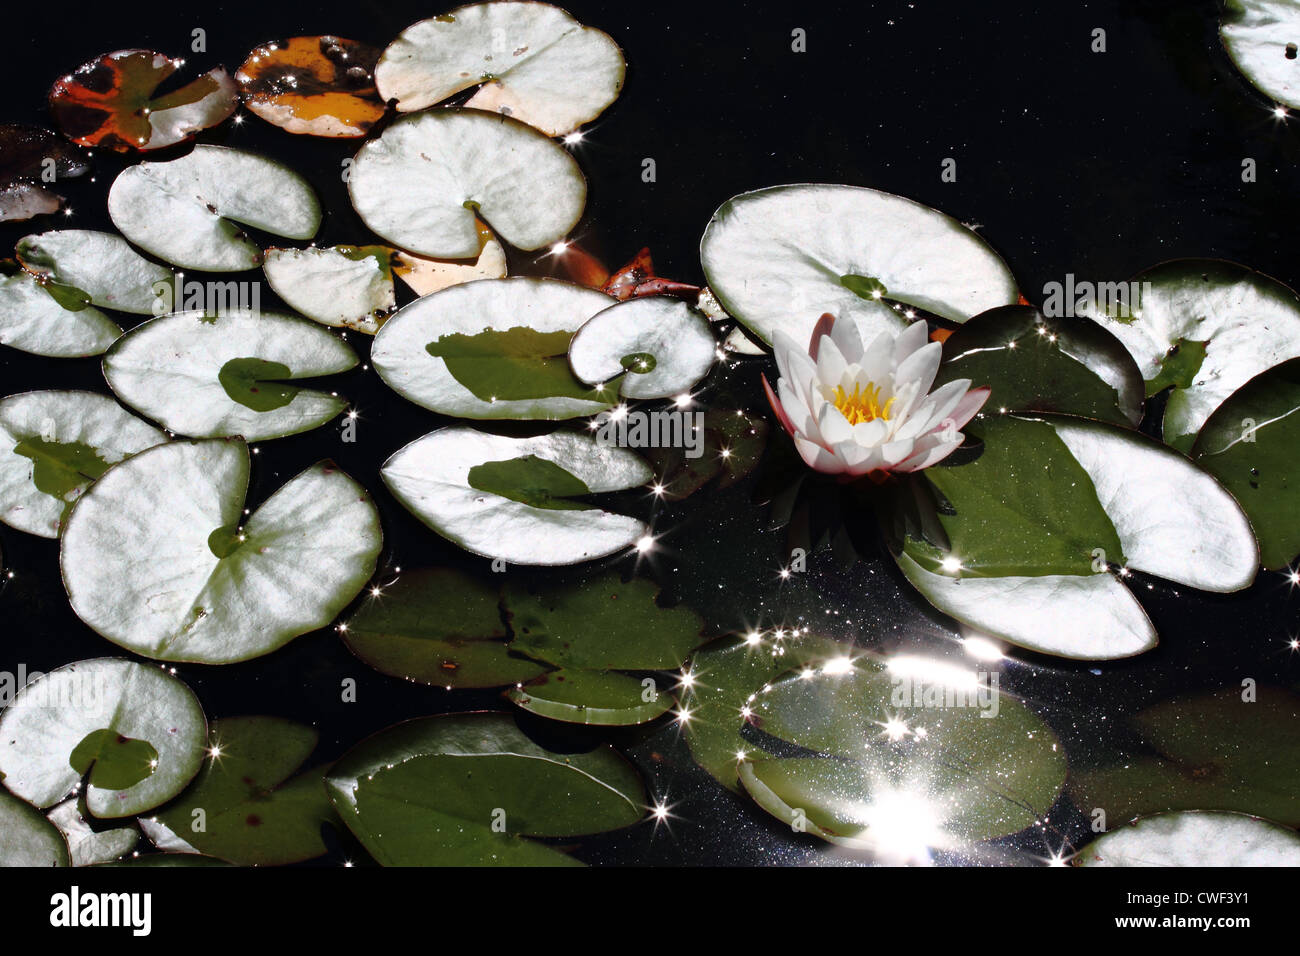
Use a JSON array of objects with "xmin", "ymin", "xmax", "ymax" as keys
[
  {"xmin": 343, "ymin": 567, "xmax": 548, "ymax": 688},
  {"xmin": 1078, "ymin": 811, "xmax": 1300, "ymax": 866},
  {"xmin": 468, "ymin": 454, "xmax": 592, "ymax": 510},
  {"xmin": 97, "ymin": 853, "xmax": 231, "ymax": 867},
  {"xmin": 0, "ymin": 260, "xmax": 121, "ymax": 357},
  {"xmin": 505, "ymin": 573, "xmax": 704, "ymax": 670},
  {"xmin": 103, "ymin": 310, "xmax": 356, "ymax": 441},
  {"xmin": 325, "ymin": 713, "xmax": 646, "ymax": 865},
  {"xmin": 1221, "ymin": 0, "xmax": 1300, "ymax": 109},
  {"xmin": 568, "ymin": 297, "xmax": 716, "ymax": 400},
  {"xmin": 108, "ymin": 145, "xmax": 320, "ymax": 271},
  {"xmin": 934, "ymin": 305, "xmax": 1144, "ymax": 426},
  {"xmin": 70, "ymin": 730, "xmax": 159, "ymax": 791},
  {"xmin": 0, "ymin": 659, "xmax": 206, "ymax": 818},
  {"xmin": 47, "ymin": 798, "xmax": 138, "ymax": 866},
  {"xmin": 508, "ymin": 669, "xmax": 673, "ymax": 725},
  {"xmin": 1192, "ymin": 358, "xmax": 1300, "ymax": 569},
  {"xmin": 1080, "ymin": 260, "xmax": 1300, "ymax": 451},
  {"xmin": 641, "ymin": 408, "xmax": 770, "ymax": 501},
  {"xmin": 373, "ymin": 278, "xmax": 614, "ymax": 420},
  {"xmin": 0, "ymin": 789, "xmax": 69, "ymax": 866},
  {"xmin": 262, "ymin": 245, "xmax": 395, "ymax": 334},
  {"xmin": 738, "ymin": 657, "xmax": 1065, "ymax": 855},
  {"xmin": 60, "ymin": 440, "xmax": 382, "ymax": 663},
  {"xmin": 0, "ymin": 390, "xmax": 167, "ymax": 538},
  {"xmin": 699, "ymin": 184, "xmax": 1018, "ymax": 348},
  {"xmin": 382, "ymin": 427, "xmax": 651, "ymax": 565},
  {"xmin": 141, "ymin": 717, "xmax": 334, "ymax": 866}
]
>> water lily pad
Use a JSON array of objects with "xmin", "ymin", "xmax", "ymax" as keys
[
  {"xmin": 343, "ymin": 567, "xmax": 547, "ymax": 688},
  {"xmin": 683, "ymin": 634, "xmax": 849, "ymax": 791},
  {"xmin": 0, "ymin": 125, "xmax": 89, "ymax": 222},
  {"xmin": 140, "ymin": 717, "xmax": 333, "ymax": 866},
  {"xmin": 108, "ymin": 145, "xmax": 321, "ymax": 271},
  {"xmin": 1071, "ymin": 685, "xmax": 1300, "ymax": 828},
  {"xmin": 0, "ymin": 260, "xmax": 120, "ymax": 357},
  {"xmin": 569, "ymin": 297, "xmax": 716, "ymax": 399},
  {"xmin": 16, "ymin": 230, "xmax": 173, "ymax": 316},
  {"xmin": 0, "ymin": 390, "xmax": 167, "ymax": 538},
  {"xmin": 325, "ymin": 713, "xmax": 645, "ymax": 865},
  {"xmin": 375, "ymin": 2, "xmax": 625, "ymax": 136},
  {"xmin": 1078, "ymin": 811, "xmax": 1300, "ymax": 866},
  {"xmin": 1191, "ymin": 358, "xmax": 1300, "ymax": 569},
  {"xmin": 373, "ymin": 278, "xmax": 614, "ymax": 420},
  {"xmin": 1082, "ymin": 260, "xmax": 1300, "ymax": 450},
  {"xmin": 236, "ymin": 36, "xmax": 384, "ymax": 138},
  {"xmin": 738, "ymin": 657, "xmax": 1065, "ymax": 854},
  {"xmin": 508, "ymin": 669, "xmax": 672, "ymax": 725},
  {"xmin": 642, "ymin": 408, "xmax": 769, "ymax": 501},
  {"xmin": 1221, "ymin": 0, "xmax": 1300, "ymax": 108},
  {"xmin": 505, "ymin": 573, "xmax": 704, "ymax": 670},
  {"xmin": 103, "ymin": 309, "xmax": 356, "ymax": 440},
  {"xmin": 382, "ymin": 427, "xmax": 650, "ymax": 565},
  {"xmin": 263, "ymin": 245, "xmax": 394, "ymax": 334},
  {"xmin": 47, "ymin": 799, "xmax": 138, "ymax": 866},
  {"xmin": 699, "ymin": 184, "xmax": 1018, "ymax": 348},
  {"xmin": 348, "ymin": 109, "xmax": 585, "ymax": 258},
  {"xmin": 61, "ymin": 440, "xmax": 381, "ymax": 663},
  {"xmin": 934, "ymin": 305, "xmax": 1144, "ymax": 426},
  {"xmin": 0, "ymin": 659, "xmax": 205, "ymax": 818},
  {"xmin": 0, "ymin": 789, "xmax": 69, "ymax": 866}
]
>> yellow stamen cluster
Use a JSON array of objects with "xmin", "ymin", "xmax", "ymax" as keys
[{"xmin": 833, "ymin": 381, "xmax": 895, "ymax": 425}]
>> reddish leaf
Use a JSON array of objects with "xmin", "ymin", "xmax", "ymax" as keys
[{"xmin": 236, "ymin": 36, "xmax": 385, "ymax": 138}]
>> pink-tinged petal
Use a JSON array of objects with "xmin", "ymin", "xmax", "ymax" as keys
[
  {"xmin": 771, "ymin": 330, "xmax": 804, "ymax": 384},
  {"xmin": 830, "ymin": 313, "xmax": 864, "ymax": 363},
  {"xmin": 893, "ymin": 436, "xmax": 963, "ymax": 472},
  {"xmin": 778, "ymin": 379, "xmax": 816, "ymax": 437},
  {"xmin": 945, "ymin": 385, "xmax": 991, "ymax": 430},
  {"xmin": 794, "ymin": 434, "xmax": 846, "ymax": 473},
  {"xmin": 914, "ymin": 380, "xmax": 970, "ymax": 433},
  {"xmin": 893, "ymin": 321, "xmax": 929, "ymax": 367},
  {"xmin": 878, "ymin": 437, "xmax": 916, "ymax": 468},
  {"xmin": 817, "ymin": 401, "xmax": 854, "ymax": 445},
  {"xmin": 888, "ymin": 378, "xmax": 924, "ymax": 425},
  {"xmin": 895, "ymin": 340, "xmax": 943, "ymax": 397},
  {"xmin": 762, "ymin": 373, "xmax": 796, "ymax": 437},
  {"xmin": 807, "ymin": 312, "xmax": 836, "ymax": 360}
]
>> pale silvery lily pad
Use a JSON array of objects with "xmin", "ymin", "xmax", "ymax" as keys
[
  {"xmin": 372, "ymin": 277, "xmax": 614, "ymax": 420},
  {"xmin": 568, "ymin": 296, "xmax": 716, "ymax": 399},
  {"xmin": 348, "ymin": 109, "xmax": 585, "ymax": 258},
  {"xmin": 0, "ymin": 789, "xmax": 69, "ymax": 866},
  {"xmin": 1221, "ymin": 0, "xmax": 1300, "ymax": 108},
  {"xmin": 381, "ymin": 426, "xmax": 651, "ymax": 565},
  {"xmin": 107, "ymin": 145, "xmax": 321, "ymax": 272},
  {"xmin": 699, "ymin": 184, "xmax": 1018, "ymax": 348},
  {"xmin": 16, "ymin": 230, "xmax": 172, "ymax": 315},
  {"xmin": 0, "ymin": 263, "xmax": 120, "ymax": 357},
  {"xmin": 47, "ymin": 799, "xmax": 138, "ymax": 866},
  {"xmin": 1079, "ymin": 811, "xmax": 1300, "ymax": 866},
  {"xmin": 103, "ymin": 309, "xmax": 356, "ymax": 441},
  {"xmin": 375, "ymin": 2, "xmax": 625, "ymax": 136},
  {"xmin": 0, "ymin": 659, "xmax": 206, "ymax": 818},
  {"xmin": 0, "ymin": 390, "xmax": 167, "ymax": 538},
  {"xmin": 60, "ymin": 440, "xmax": 382, "ymax": 663},
  {"xmin": 263, "ymin": 246, "xmax": 394, "ymax": 334},
  {"xmin": 1081, "ymin": 260, "xmax": 1300, "ymax": 450}
]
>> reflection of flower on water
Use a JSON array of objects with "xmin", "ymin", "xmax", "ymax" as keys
[{"xmin": 763, "ymin": 312, "xmax": 989, "ymax": 477}]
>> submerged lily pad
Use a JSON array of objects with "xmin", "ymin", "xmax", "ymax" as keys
[
  {"xmin": 641, "ymin": 408, "xmax": 769, "ymax": 501},
  {"xmin": 343, "ymin": 567, "xmax": 547, "ymax": 688},
  {"xmin": 0, "ymin": 659, "xmax": 206, "ymax": 818},
  {"xmin": 738, "ymin": 657, "xmax": 1065, "ymax": 855},
  {"xmin": 383, "ymin": 427, "xmax": 650, "ymax": 565},
  {"xmin": 699, "ymin": 184, "xmax": 1018, "ymax": 348},
  {"xmin": 49, "ymin": 49, "xmax": 237, "ymax": 151},
  {"xmin": 373, "ymin": 278, "xmax": 614, "ymax": 420},
  {"xmin": 508, "ymin": 669, "xmax": 672, "ymax": 725},
  {"xmin": 263, "ymin": 245, "xmax": 394, "ymax": 334},
  {"xmin": 236, "ymin": 36, "xmax": 384, "ymax": 138},
  {"xmin": 1191, "ymin": 358, "xmax": 1300, "ymax": 569},
  {"xmin": 16, "ymin": 230, "xmax": 173, "ymax": 315},
  {"xmin": 1221, "ymin": 0, "xmax": 1300, "ymax": 109},
  {"xmin": 141, "ymin": 717, "xmax": 334, "ymax": 866},
  {"xmin": 0, "ymin": 260, "xmax": 121, "ymax": 357},
  {"xmin": 1078, "ymin": 811, "xmax": 1300, "ymax": 866},
  {"xmin": 103, "ymin": 310, "xmax": 356, "ymax": 440},
  {"xmin": 325, "ymin": 713, "xmax": 646, "ymax": 865},
  {"xmin": 934, "ymin": 305, "xmax": 1144, "ymax": 426},
  {"xmin": 348, "ymin": 109, "xmax": 585, "ymax": 258},
  {"xmin": 60, "ymin": 440, "xmax": 381, "ymax": 663},
  {"xmin": 47, "ymin": 799, "xmax": 138, "ymax": 867},
  {"xmin": 569, "ymin": 297, "xmax": 716, "ymax": 399},
  {"xmin": 0, "ymin": 789, "xmax": 69, "ymax": 867},
  {"xmin": 0, "ymin": 125, "xmax": 89, "ymax": 222},
  {"xmin": 108, "ymin": 145, "xmax": 321, "ymax": 271},
  {"xmin": 375, "ymin": 2, "xmax": 625, "ymax": 136},
  {"xmin": 1082, "ymin": 260, "xmax": 1300, "ymax": 450},
  {"xmin": 0, "ymin": 390, "xmax": 167, "ymax": 537}
]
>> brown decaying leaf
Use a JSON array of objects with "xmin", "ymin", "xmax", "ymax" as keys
[
  {"xmin": 0, "ymin": 125, "xmax": 89, "ymax": 222},
  {"xmin": 236, "ymin": 36, "xmax": 384, "ymax": 138},
  {"xmin": 392, "ymin": 219, "xmax": 508, "ymax": 295},
  {"xmin": 49, "ymin": 49, "xmax": 237, "ymax": 151}
]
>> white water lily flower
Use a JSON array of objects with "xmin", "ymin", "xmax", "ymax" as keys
[{"xmin": 763, "ymin": 313, "xmax": 989, "ymax": 476}]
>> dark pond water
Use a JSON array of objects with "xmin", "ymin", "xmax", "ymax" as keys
[{"xmin": 1, "ymin": 0, "xmax": 1297, "ymax": 865}]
